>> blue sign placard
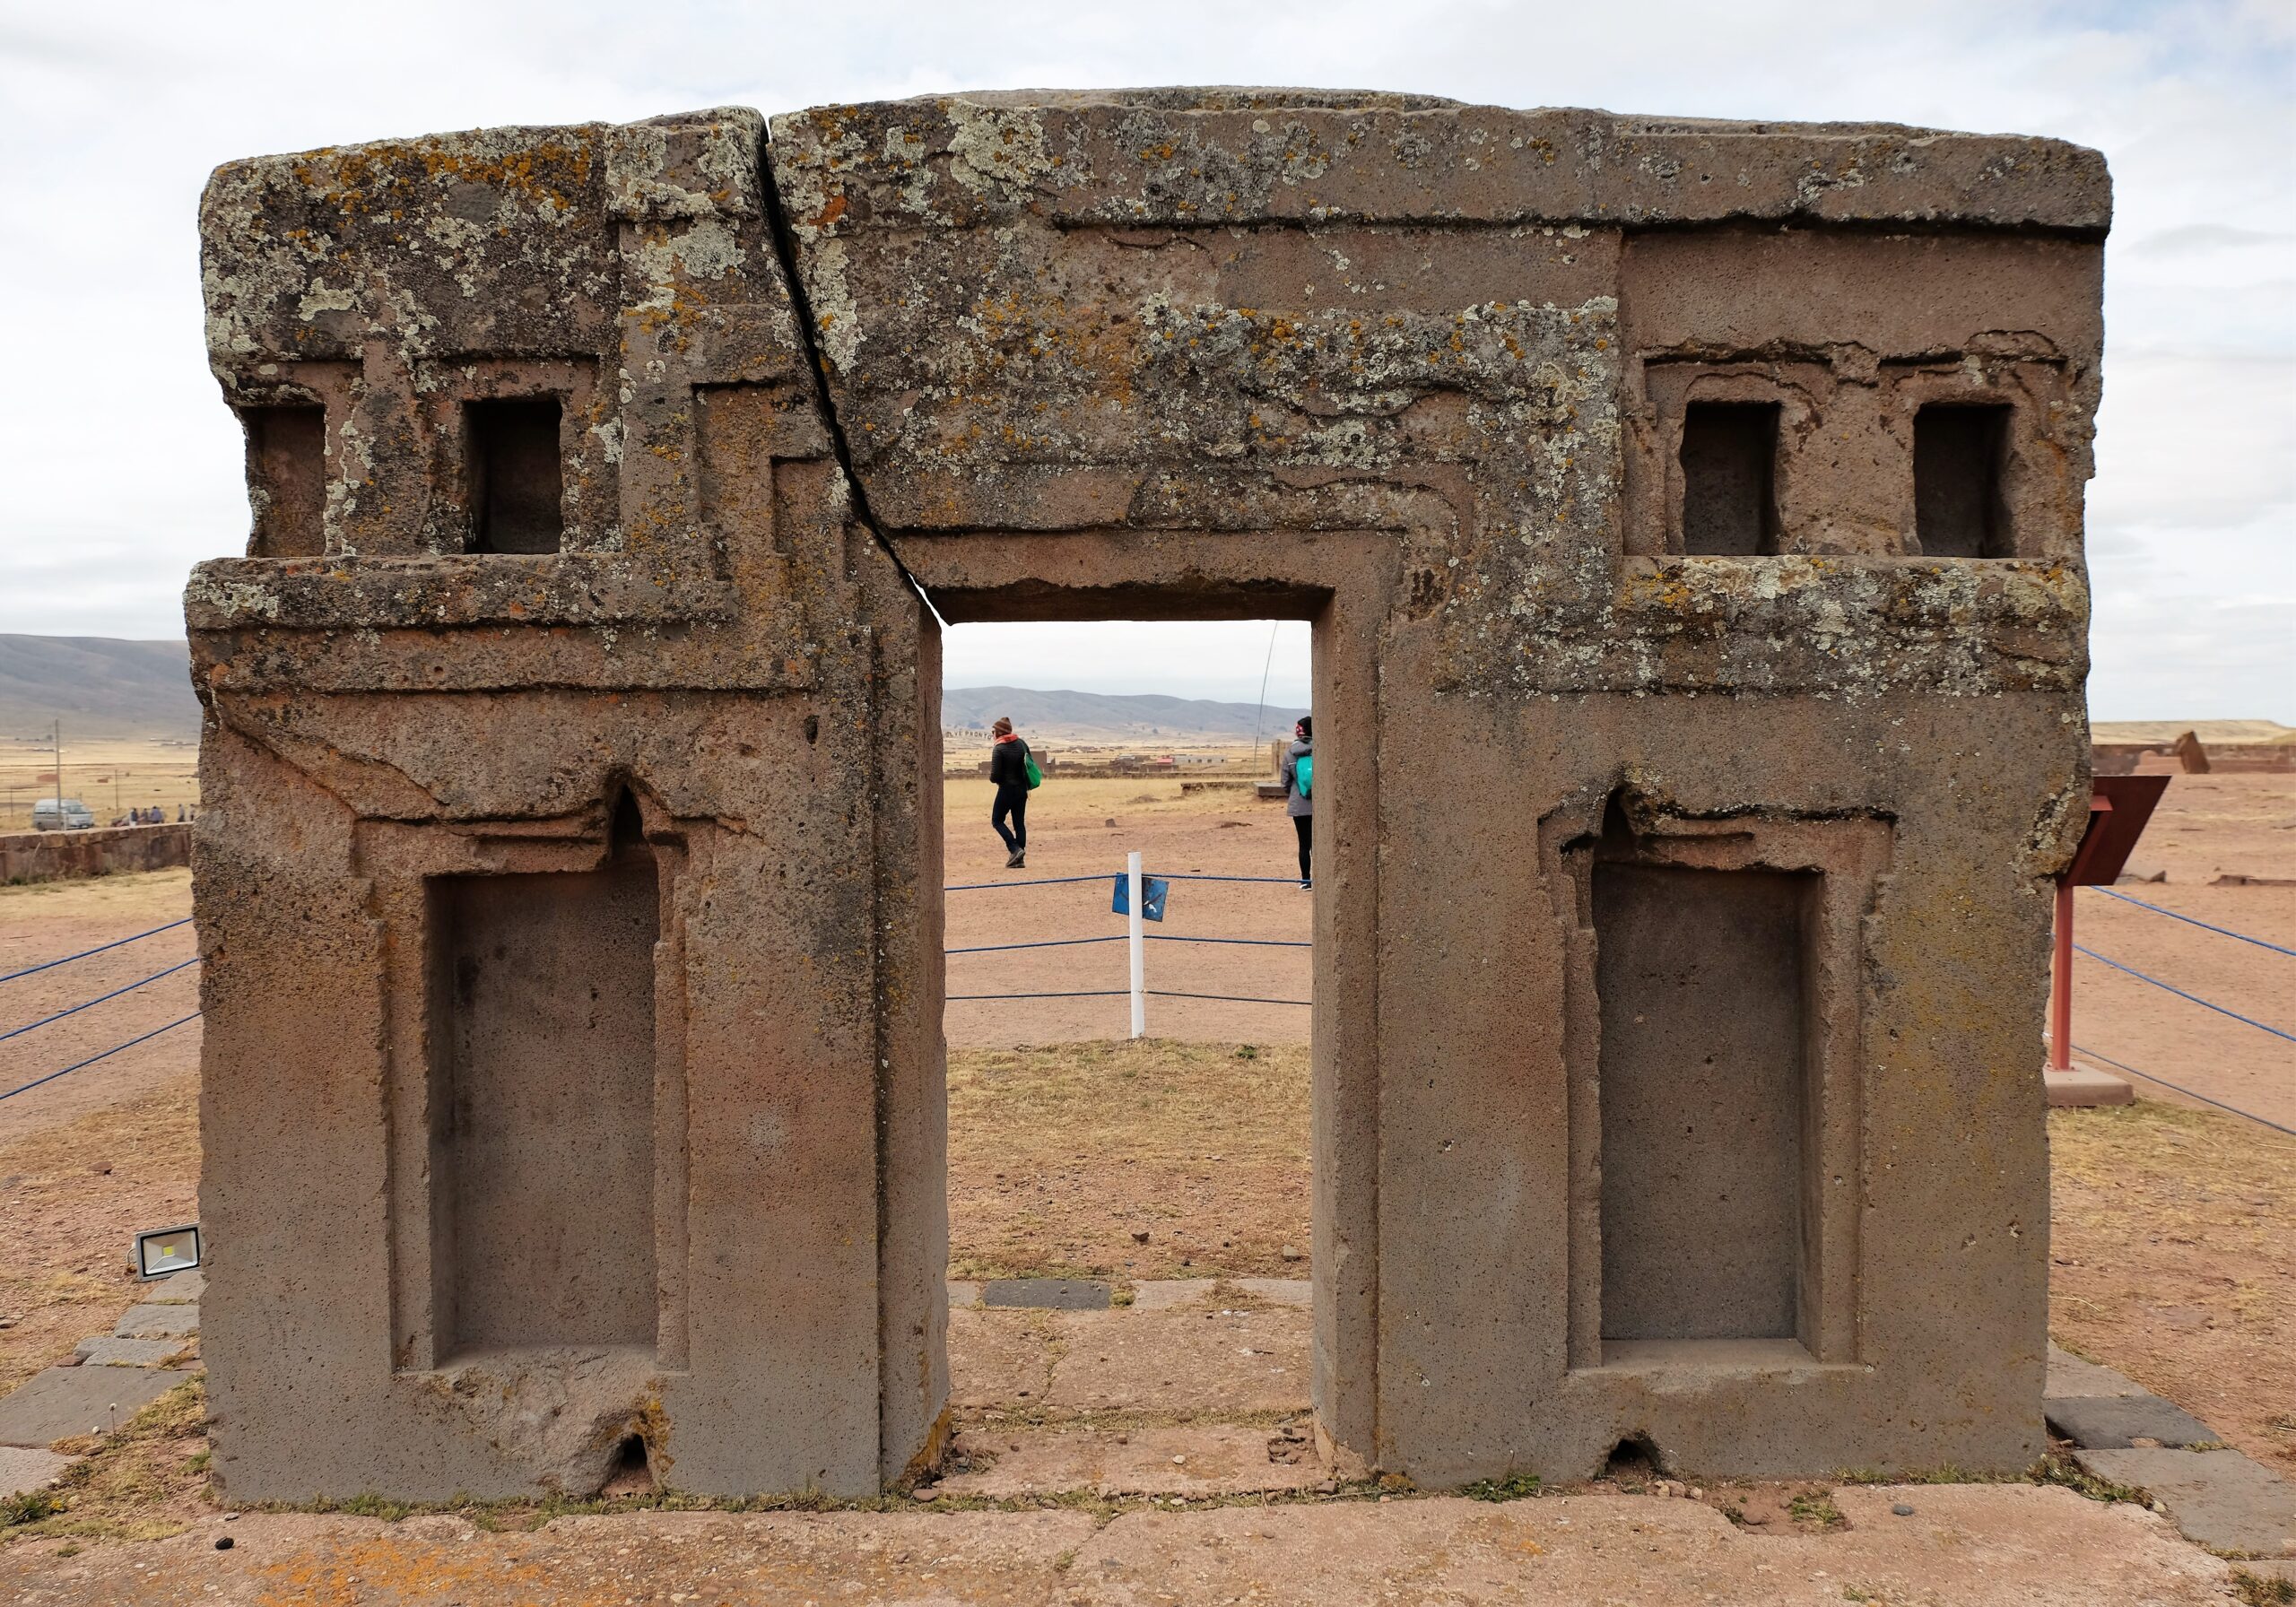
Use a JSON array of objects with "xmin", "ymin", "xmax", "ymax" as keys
[{"xmin": 1111, "ymin": 874, "xmax": 1169, "ymax": 922}]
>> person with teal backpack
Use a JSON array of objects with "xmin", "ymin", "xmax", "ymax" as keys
[
  {"xmin": 988, "ymin": 716, "xmax": 1039, "ymax": 869},
  {"xmin": 1281, "ymin": 715, "xmax": 1314, "ymax": 890}
]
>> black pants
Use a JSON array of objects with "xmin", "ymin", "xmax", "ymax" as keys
[
  {"xmin": 1292, "ymin": 813, "xmax": 1312, "ymax": 882},
  {"xmin": 993, "ymin": 786, "xmax": 1029, "ymax": 854}
]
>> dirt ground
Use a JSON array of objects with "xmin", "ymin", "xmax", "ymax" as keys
[
  {"xmin": 944, "ymin": 776, "xmax": 1313, "ymax": 1047},
  {"xmin": 2061, "ymin": 772, "xmax": 2296, "ymax": 1129},
  {"xmin": 948, "ymin": 1040, "xmax": 1309, "ymax": 1281}
]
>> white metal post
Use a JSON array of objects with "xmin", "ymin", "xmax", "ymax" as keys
[{"xmin": 1127, "ymin": 849, "xmax": 1146, "ymax": 1039}]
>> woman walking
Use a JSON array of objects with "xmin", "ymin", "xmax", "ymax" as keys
[
  {"xmin": 988, "ymin": 716, "xmax": 1032, "ymax": 869},
  {"xmin": 1281, "ymin": 715, "xmax": 1313, "ymax": 890}
]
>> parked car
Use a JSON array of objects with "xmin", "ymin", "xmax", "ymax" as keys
[{"xmin": 30, "ymin": 798, "xmax": 96, "ymax": 831}]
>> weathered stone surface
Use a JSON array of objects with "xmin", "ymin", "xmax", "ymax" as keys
[
  {"xmin": 142, "ymin": 1270, "xmax": 204, "ymax": 1303},
  {"xmin": 2046, "ymin": 1342, "xmax": 2145, "ymax": 1400},
  {"xmin": 935, "ymin": 1422, "xmax": 1323, "ymax": 1498},
  {"xmin": 0, "ymin": 1368, "xmax": 183, "ymax": 1448},
  {"xmin": 2047, "ymin": 1394, "xmax": 2222, "ymax": 1450},
  {"xmin": 982, "ymin": 1279, "xmax": 1111, "ymax": 1310},
  {"xmin": 0, "ymin": 1446, "xmax": 75, "ymax": 1498},
  {"xmin": 73, "ymin": 1337, "xmax": 187, "ymax": 1368},
  {"xmin": 113, "ymin": 1304, "xmax": 198, "ymax": 1340},
  {"xmin": 2076, "ymin": 1448, "xmax": 2296, "ymax": 1558},
  {"xmin": 189, "ymin": 88, "xmax": 2104, "ymax": 1500}
]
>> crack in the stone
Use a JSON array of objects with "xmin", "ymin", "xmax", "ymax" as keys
[{"xmin": 753, "ymin": 130, "xmax": 946, "ymax": 630}]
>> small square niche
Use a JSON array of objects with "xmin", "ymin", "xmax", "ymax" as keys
[
  {"xmin": 466, "ymin": 397, "xmax": 565, "ymax": 554},
  {"xmin": 1678, "ymin": 402, "xmax": 1781, "ymax": 556},
  {"xmin": 1913, "ymin": 404, "xmax": 2012, "ymax": 559}
]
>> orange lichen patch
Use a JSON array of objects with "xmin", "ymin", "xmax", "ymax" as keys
[
  {"xmin": 809, "ymin": 194, "xmax": 849, "ymax": 230},
  {"xmin": 254, "ymin": 1538, "xmax": 556, "ymax": 1606},
  {"xmin": 285, "ymin": 135, "xmax": 598, "ymax": 222}
]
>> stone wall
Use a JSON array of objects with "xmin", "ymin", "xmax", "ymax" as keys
[
  {"xmin": 0, "ymin": 823, "xmax": 191, "ymax": 883},
  {"xmin": 188, "ymin": 91, "xmax": 2107, "ymax": 1501}
]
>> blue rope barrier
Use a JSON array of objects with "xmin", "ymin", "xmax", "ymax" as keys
[
  {"xmin": 947, "ymin": 935, "xmax": 1125, "ymax": 956},
  {"xmin": 2071, "ymin": 1043, "xmax": 2296, "ymax": 1140},
  {"xmin": 1147, "ymin": 989, "xmax": 1312, "ymax": 1006},
  {"xmin": 946, "ymin": 990, "xmax": 1130, "ymax": 1002},
  {"xmin": 1144, "ymin": 934, "xmax": 1312, "ymax": 949},
  {"xmin": 0, "ymin": 919, "xmax": 193, "ymax": 986},
  {"xmin": 1151, "ymin": 873, "xmax": 1305, "ymax": 884},
  {"xmin": 2086, "ymin": 888, "xmax": 2296, "ymax": 959},
  {"xmin": 0, "ymin": 957, "xmax": 202, "ymax": 1044},
  {"xmin": 944, "ymin": 874, "xmax": 1110, "ymax": 891},
  {"xmin": 2073, "ymin": 944, "xmax": 2296, "ymax": 1044},
  {"xmin": 0, "ymin": 1012, "xmax": 202, "ymax": 1104}
]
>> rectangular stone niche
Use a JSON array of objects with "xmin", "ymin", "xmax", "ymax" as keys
[
  {"xmin": 240, "ymin": 404, "xmax": 326, "ymax": 559},
  {"xmin": 1913, "ymin": 404, "xmax": 2011, "ymax": 558},
  {"xmin": 465, "ymin": 397, "xmax": 565, "ymax": 553},
  {"xmin": 1595, "ymin": 863, "xmax": 1813, "ymax": 1342},
  {"xmin": 428, "ymin": 849, "xmax": 660, "ymax": 1356},
  {"xmin": 1678, "ymin": 402, "xmax": 1781, "ymax": 556}
]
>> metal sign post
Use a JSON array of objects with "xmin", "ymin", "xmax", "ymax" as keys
[{"xmin": 1127, "ymin": 850, "xmax": 1146, "ymax": 1038}]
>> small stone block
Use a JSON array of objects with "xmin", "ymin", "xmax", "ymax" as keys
[
  {"xmin": 113, "ymin": 1304, "xmax": 198, "ymax": 1339},
  {"xmin": 1231, "ymin": 1278, "xmax": 1312, "ymax": 1307},
  {"xmin": 2074, "ymin": 1447, "xmax": 2294, "ymax": 1557},
  {"xmin": 0, "ymin": 1446, "xmax": 76, "ymax": 1497},
  {"xmin": 2045, "ymin": 1342, "xmax": 2144, "ymax": 1400},
  {"xmin": 981, "ymin": 1279, "xmax": 1111, "ymax": 1311},
  {"xmin": 2046, "ymin": 1392, "xmax": 2220, "ymax": 1450},
  {"xmin": 1127, "ymin": 1280, "xmax": 1216, "ymax": 1312},
  {"xmin": 2045, "ymin": 1065, "xmax": 2134, "ymax": 1108},
  {"xmin": 945, "ymin": 1281, "xmax": 982, "ymax": 1310},
  {"xmin": 74, "ymin": 1337, "xmax": 186, "ymax": 1367},
  {"xmin": 144, "ymin": 1270, "xmax": 204, "ymax": 1303},
  {"xmin": 0, "ymin": 1366, "xmax": 184, "ymax": 1448}
]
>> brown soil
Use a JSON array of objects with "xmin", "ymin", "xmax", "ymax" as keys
[
  {"xmin": 0, "ymin": 1073, "xmax": 197, "ymax": 1394},
  {"xmin": 2050, "ymin": 1099, "xmax": 2296, "ymax": 1478},
  {"xmin": 2066, "ymin": 772, "xmax": 2296, "ymax": 1129}
]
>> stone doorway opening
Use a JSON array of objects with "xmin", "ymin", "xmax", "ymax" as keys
[{"xmin": 910, "ymin": 566, "xmax": 1372, "ymax": 1498}]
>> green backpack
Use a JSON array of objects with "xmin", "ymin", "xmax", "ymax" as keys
[
  {"xmin": 1294, "ymin": 752, "xmax": 1313, "ymax": 798},
  {"xmin": 1023, "ymin": 750, "xmax": 1043, "ymax": 790}
]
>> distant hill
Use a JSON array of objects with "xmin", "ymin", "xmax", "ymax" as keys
[
  {"xmin": 0, "ymin": 637, "xmax": 200, "ymax": 739},
  {"xmin": 944, "ymin": 686, "xmax": 1308, "ymax": 743}
]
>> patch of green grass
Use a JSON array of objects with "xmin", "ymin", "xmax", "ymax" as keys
[
  {"xmin": 1460, "ymin": 1471, "xmax": 1541, "ymax": 1503},
  {"xmin": 1789, "ymin": 1487, "xmax": 1847, "ymax": 1529},
  {"xmin": 1, "ymin": 1489, "xmax": 60, "ymax": 1527},
  {"xmin": 2027, "ymin": 1453, "xmax": 2144, "ymax": 1504}
]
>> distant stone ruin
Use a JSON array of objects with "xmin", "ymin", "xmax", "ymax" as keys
[{"xmin": 188, "ymin": 91, "xmax": 2107, "ymax": 1500}]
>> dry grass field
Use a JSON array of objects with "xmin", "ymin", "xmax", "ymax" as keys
[{"xmin": 0, "ymin": 737, "xmax": 199, "ymax": 834}]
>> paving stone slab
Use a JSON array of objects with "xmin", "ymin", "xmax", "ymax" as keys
[
  {"xmin": 935, "ymin": 1422, "xmax": 1324, "ymax": 1499},
  {"xmin": 2045, "ymin": 1064, "xmax": 2134, "ymax": 1107},
  {"xmin": 2045, "ymin": 1342, "xmax": 2145, "ymax": 1400},
  {"xmin": 113, "ymin": 1303, "xmax": 198, "ymax": 1339},
  {"xmin": 2047, "ymin": 1392, "xmax": 2220, "ymax": 1449},
  {"xmin": 1127, "ymin": 1280, "xmax": 1216, "ymax": 1312},
  {"xmin": 141, "ymin": 1270, "xmax": 204, "ymax": 1303},
  {"xmin": 0, "ymin": 1365, "xmax": 185, "ymax": 1447},
  {"xmin": 74, "ymin": 1336, "xmax": 187, "ymax": 1367},
  {"xmin": 0, "ymin": 1445, "xmax": 77, "ymax": 1497},
  {"xmin": 1231, "ymin": 1278, "xmax": 1310, "ymax": 1307},
  {"xmin": 945, "ymin": 1281, "xmax": 982, "ymax": 1310},
  {"xmin": 983, "ymin": 1279, "xmax": 1110, "ymax": 1311},
  {"xmin": 2075, "ymin": 1447, "xmax": 2295, "ymax": 1558}
]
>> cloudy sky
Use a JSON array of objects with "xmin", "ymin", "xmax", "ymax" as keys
[{"xmin": 2, "ymin": 1, "xmax": 2287, "ymax": 717}]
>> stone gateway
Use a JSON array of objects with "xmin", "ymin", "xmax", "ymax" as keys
[{"xmin": 187, "ymin": 91, "xmax": 2106, "ymax": 1499}]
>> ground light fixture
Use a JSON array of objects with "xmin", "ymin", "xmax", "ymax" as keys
[{"xmin": 130, "ymin": 1223, "xmax": 201, "ymax": 1279}]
